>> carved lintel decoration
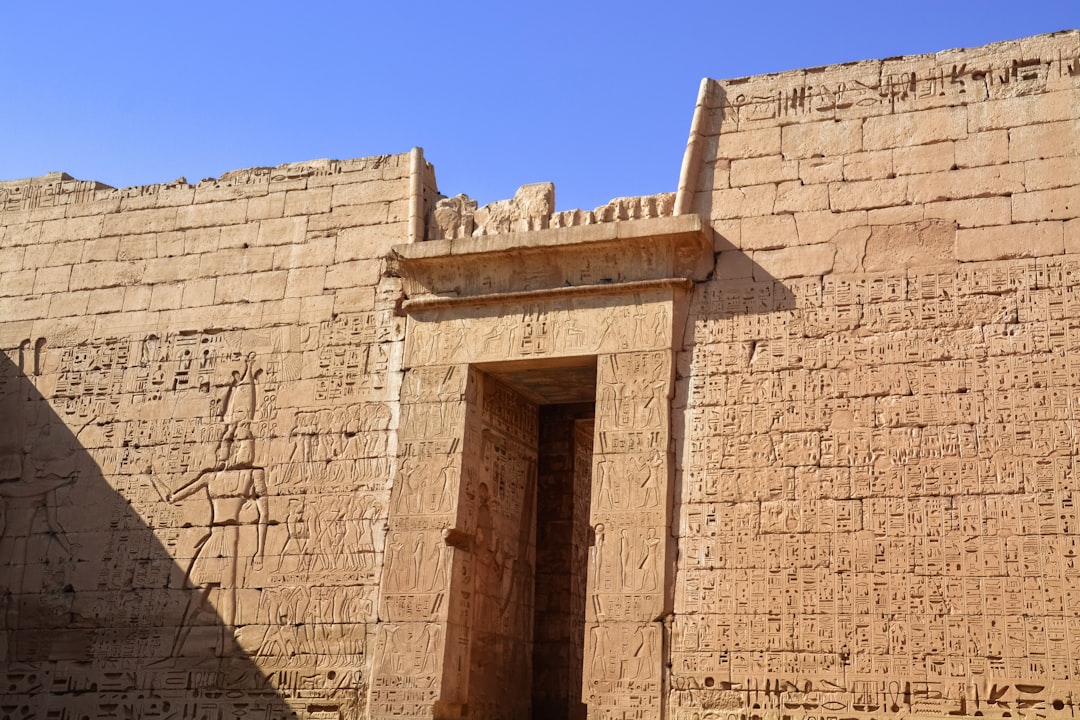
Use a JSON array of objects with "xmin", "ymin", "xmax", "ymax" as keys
[{"xmin": 397, "ymin": 213, "xmax": 714, "ymax": 302}]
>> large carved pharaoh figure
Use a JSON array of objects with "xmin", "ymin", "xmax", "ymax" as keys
[{"xmin": 148, "ymin": 351, "xmax": 269, "ymax": 659}]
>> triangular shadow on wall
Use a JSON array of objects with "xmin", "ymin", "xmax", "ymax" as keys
[{"xmin": 0, "ymin": 350, "xmax": 296, "ymax": 718}]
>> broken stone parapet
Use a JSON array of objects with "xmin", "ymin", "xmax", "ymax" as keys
[{"xmin": 427, "ymin": 182, "xmax": 676, "ymax": 240}]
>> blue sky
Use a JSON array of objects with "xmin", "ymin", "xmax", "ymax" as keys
[{"xmin": 1, "ymin": 2, "xmax": 1075, "ymax": 211}]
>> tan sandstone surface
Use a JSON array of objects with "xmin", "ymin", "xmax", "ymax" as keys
[{"xmin": 0, "ymin": 29, "xmax": 1078, "ymax": 720}]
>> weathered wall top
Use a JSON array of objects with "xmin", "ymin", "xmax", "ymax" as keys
[{"xmin": 705, "ymin": 30, "xmax": 1079, "ymax": 130}]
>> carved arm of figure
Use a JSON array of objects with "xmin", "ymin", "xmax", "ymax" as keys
[{"xmin": 167, "ymin": 469, "xmax": 212, "ymax": 504}]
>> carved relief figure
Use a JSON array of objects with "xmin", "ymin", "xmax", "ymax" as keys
[
  {"xmin": 149, "ymin": 352, "xmax": 269, "ymax": 658},
  {"xmin": 0, "ymin": 364, "xmax": 79, "ymax": 661}
]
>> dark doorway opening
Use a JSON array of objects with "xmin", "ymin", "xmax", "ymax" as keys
[
  {"xmin": 474, "ymin": 358, "xmax": 596, "ymax": 720},
  {"xmin": 533, "ymin": 404, "xmax": 593, "ymax": 720}
]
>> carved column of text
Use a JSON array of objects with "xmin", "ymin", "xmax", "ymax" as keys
[
  {"xmin": 370, "ymin": 364, "xmax": 469, "ymax": 719},
  {"xmin": 586, "ymin": 350, "xmax": 674, "ymax": 718}
]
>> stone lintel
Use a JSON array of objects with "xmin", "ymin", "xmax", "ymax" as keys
[{"xmin": 391, "ymin": 214, "xmax": 714, "ymax": 302}]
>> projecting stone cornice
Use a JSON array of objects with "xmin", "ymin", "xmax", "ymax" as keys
[{"xmin": 389, "ymin": 213, "xmax": 714, "ymax": 303}]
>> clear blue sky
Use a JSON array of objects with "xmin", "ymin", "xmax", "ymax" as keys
[{"xmin": 1, "ymin": 2, "xmax": 1075, "ymax": 211}]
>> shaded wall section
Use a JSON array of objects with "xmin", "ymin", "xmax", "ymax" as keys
[{"xmin": 0, "ymin": 350, "xmax": 294, "ymax": 718}]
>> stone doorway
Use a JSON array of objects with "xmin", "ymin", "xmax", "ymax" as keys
[
  {"xmin": 372, "ymin": 213, "xmax": 712, "ymax": 719},
  {"xmin": 476, "ymin": 359, "xmax": 598, "ymax": 720}
]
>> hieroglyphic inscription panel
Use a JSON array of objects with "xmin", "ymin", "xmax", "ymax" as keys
[
  {"xmin": 674, "ymin": 256, "xmax": 1080, "ymax": 718},
  {"xmin": 1, "ymin": 293, "xmax": 404, "ymax": 718},
  {"xmin": 587, "ymin": 351, "xmax": 672, "ymax": 719}
]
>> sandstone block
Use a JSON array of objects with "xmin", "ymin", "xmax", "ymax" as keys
[
  {"xmin": 0, "ymin": 268, "xmax": 35, "ymax": 296},
  {"xmin": 284, "ymin": 187, "xmax": 332, "ymax": 216},
  {"xmin": 33, "ymin": 265, "xmax": 72, "ymax": 294},
  {"xmin": 40, "ymin": 215, "xmax": 103, "ymax": 243},
  {"xmin": 273, "ymin": 236, "xmax": 337, "ymax": 270},
  {"xmin": 923, "ymin": 197, "xmax": 1011, "ymax": 228},
  {"xmin": 866, "ymin": 205, "xmax": 924, "ymax": 225},
  {"xmin": 698, "ymin": 158, "xmax": 730, "ymax": 193},
  {"xmin": 1067, "ymin": 218, "xmax": 1080, "ymax": 254},
  {"xmin": 213, "ymin": 273, "xmax": 252, "ymax": 304},
  {"xmin": 180, "ymin": 277, "xmax": 216, "ymax": 308},
  {"xmin": 248, "ymin": 191, "xmax": 286, "ymax": 220},
  {"xmin": 729, "ymin": 156, "xmax": 799, "ymax": 187},
  {"xmin": 199, "ymin": 247, "xmax": 275, "ymax": 277},
  {"xmin": 843, "ymin": 150, "xmax": 893, "ymax": 181},
  {"xmin": 218, "ymin": 222, "xmax": 260, "ymax": 250},
  {"xmin": 66, "ymin": 196, "xmax": 122, "ymax": 217},
  {"xmin": 710, "ymin": 218, "xmax": 740, "ymax": 251},
  {"xmin": 119, "ymin": 186, "xmax": 195, "ymax": 211},
  {"xmin": 324, "ymin": 258, "xmax": 384, "ymax": 289},
  {"xmin": 862, "ymin": 219, "xmax": 956, "ymax": 271},
  {"xmin": 954, "ymin": 130, "xmax": 1008, "ymax": 169},
  {"xmin": 70, "ymin": 260, "xmax": 146, "ymax": 291},
  {"xmin": 85, "ymin": 286, "xmax": 126, "ymax": 314},
  {"xmin": 968, "ymin": 88, "xmax": 1080, "ymax": 131},
  {"xmin": 782, "ymin": 120, "xmax": 861, "ymax": 159},
  {"xmin": 713, "ymin": 126, "xmax": 781, "ymax": 160},
  {"xmin": 956, "ymin": 221, "xmax": 1063, "ymax": 261},
  {"xmin": 3, "ymin": 221, "xmax": 41, "ymax": 245},
  {"xmin": 101, "ymin": 207, "xmax": 177, "ymax": 237},
  {"xmin": 712, "ymin": 250, "xmax": 753, "ymax": 280},
  {"xmin": 44, "ymin": 240, "xmax": 85, "ymax": 267},
  {"xmin": 829, "ymin": 177, "xmax": 908, "ymax": 211},
  {"xmin": 5, "ymin": 295, "xmax": 50, "ymax": 321},
  {"xmin": 154, "ymin": 231, "xmax": 185, "ymax": 258},
  {"xmin": 863, "ymin": 106, "xmax": 967, "ymax": 151},
  {"xmin": 799, "ymin": 157, "xmax": 843, "ymax": 184},
  {"xmin": 121, "ymin": 284, "xmax": 152, "ymax": 311},
  {"xmin": 44, "ymin": 289, "xmax": 88, "ymax": 317},
  {"xmin": 332, "ymin": 286, "xmax": 377, "ymax": 313},
  {"xmin": 793, "ymin": 210, "xmax": 867, "ymax": 246},
  {"xmin": 142, "ymin": 256, "xmax": 201, "ymax": 284},
  {"xmin": 116, "ymin": 234, "xmax": 159, "ymax": 261},
  {"xmin": 284, "ymin": 267, "xmax": 326, "ymax": 298},
  {"xmin": 176, "ymin": 199, "xmax": 247, "ymax": 230},
  {"xmin": 1013, "ymin": 187, "xmax": 1079, "ymax": 222},
  {"xmin": 740, "ymin": 214, "xmax": 797, "ymax": 250},
  {"xmin": 774, "ymin": 181, "xmax": 830, "ymax": 213},
  {"xmin": 752, "ymin": 243, "xmax": 835, "ymax": 279},
  {"xmin": 308, "ymin": 201, "xmax": 391, "ymax": 232},
  {"xmin": 184, "ymin": 227, "xmax": 220, "ymax": 255},
  {"xmin": 331, "ymin": 180, "xmax": 407, "ymax": 207},
  {"xmin": 258, "ymin": 217, "xmax": 307, "ymax": 246},
  {"xmin": 149, "ymin": 283, "xmax": 185, "ymax": 311},
  {"xmin": 334, "ymin": 222, "xmax": 407, "ymax": 262},
  {"xmin": 192, "ymin": 182, "xmax": 268, "ymax": 205},
  {"xmin": 893, "ymin": 142, "xmax": 956, "ymax": 176},
  {"xmin": 247, "ymin": 270, "xmax": 289, "ymax": 302},
  {"xmin": 906, "ymin": 164, "xmax": 1025, "ymax": 204},
  {"xmin": 0, "ymin": 246, "xmax": 24, "ymax": 273},
  {"xmin": 1025, "ymin": 157, "xmax": 1080, "ymax": 191},
  {"xmin": 709, "ymin": 184, "xmax": 776, "ymax": 220},
  {"xmin": 1010, "ymin": 120, "xmax": 1080, "ymax": 162},
  {"xmin": 306, "ymin": 167, "xmax": 383, "ymax": 188}
]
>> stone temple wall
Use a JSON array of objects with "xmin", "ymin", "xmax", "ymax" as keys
[
  {"xmin": 0, "ymin": 29, "xmax": 1077, "ymax": 720},
  {"xmin": 674, "ymin": 29, "xmax": 1080, "ymax": 718},
  {"xmin": 0, "ymin": 153, "xmax": 436, "ymax": 718}
]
